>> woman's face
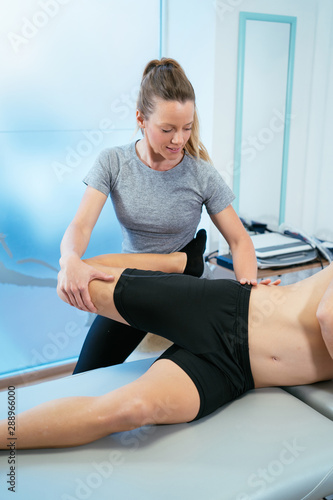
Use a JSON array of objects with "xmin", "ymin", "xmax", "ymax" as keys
[{"xmin": 138, "ymin": 98, "xmax": 195, "ymax": 163}]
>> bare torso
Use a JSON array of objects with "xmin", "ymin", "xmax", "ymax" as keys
[{"xmin": 248, "ymin": 263, "xmax": 333, "ymax": 388}]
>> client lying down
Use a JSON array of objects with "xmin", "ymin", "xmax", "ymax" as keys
[{"xmin": 0, "ymin": 247, "xmax": 333, "ymax": 449}]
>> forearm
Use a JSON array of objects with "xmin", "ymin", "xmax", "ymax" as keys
[
  {"xmin": 210, "ymin": 206, "xmax": 257, "ymax": 283},
  {"xmin": 230, "ymin": 236, "xmax": 258, "ymax": 282},
  {"xmin": 60, "ymin": 222, "xmax": 91, "ymax": 266}
]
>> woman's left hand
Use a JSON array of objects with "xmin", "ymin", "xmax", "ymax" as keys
[
  {"xmin": 239, "ymin": 278, "xmax": 258, "ymax": 286},
  {"xmin": 259, "ymin": 278, "xmax": 281, "ymax": 286},
  {"xmin": 239, "ymin": 277, "xmax": 281, "ymax": 286}
]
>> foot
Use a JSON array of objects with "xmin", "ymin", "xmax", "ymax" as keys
[{"xmin": 180, "ymin": 229, "xmax": 207, "ymax": 277}]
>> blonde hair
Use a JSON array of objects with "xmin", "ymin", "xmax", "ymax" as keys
[{"xmin": 136, "ymin": 58, "xmax": 212, "ymax": 164}]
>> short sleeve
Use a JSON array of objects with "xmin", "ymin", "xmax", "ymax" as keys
[
  {"xmin": 83, "ymin": 149, "xmax": 116, "ymax": 196},
  {"xmin": 203, "ymin": 164, "xmax": 235, "ymax": 215}
]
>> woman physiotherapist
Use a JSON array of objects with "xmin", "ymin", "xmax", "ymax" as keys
[{"xmin": 57, "ymin": 57, "xmax": 259, "ymax": 374}]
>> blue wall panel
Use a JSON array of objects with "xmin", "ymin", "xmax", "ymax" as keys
[{"xmin": 0, "ymin": 0, "xmax": 160, "ymax": 377}]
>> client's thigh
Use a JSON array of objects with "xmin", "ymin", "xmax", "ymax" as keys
[
  {"xmin": 88, "ymin": 265, "xmax": 127, "ymax": 324},
  {"xmin": 130, "ymin": 358, "xmax": 201, "ymax": 424},
  {"xmin": 113, "ymin": 269, "xmax": 232, "ymax": 353}
]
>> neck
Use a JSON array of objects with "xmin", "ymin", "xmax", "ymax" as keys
[{"xmin": 136, "ymin": 139, "xmax": 184, "ymax": 171}]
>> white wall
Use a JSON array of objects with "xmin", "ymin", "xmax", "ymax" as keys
[
  {"xmin": 163, "ymin": 0, "xmax": 216, "ymax": 153},
  {"xmin": 301, "ymin": 0, "xmax": 333, "ymax": 242},
  {"xmin": 163, "ymin": 0, "xmax": 217, "ymax": 242},
  {"xmin": 212, "ymin": 0, "xmax": 333, "ymax": 250}
]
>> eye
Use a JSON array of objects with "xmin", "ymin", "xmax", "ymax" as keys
[
  {"xmin": 184, "ymin": 127, "xmax": 192, "ymax": 131},
  {"xmin": 162, "ymin": 129, "xmax": 172, "ymax": 133}
]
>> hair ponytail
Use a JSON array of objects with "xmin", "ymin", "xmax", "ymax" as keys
[{"xmin": 136, "ymin": 58, "xmax": 212, "ymax": 164}]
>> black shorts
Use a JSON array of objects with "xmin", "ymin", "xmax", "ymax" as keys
[{"xmin": 114, "ymin": 269, "xmax": 255, "ymax": 421}]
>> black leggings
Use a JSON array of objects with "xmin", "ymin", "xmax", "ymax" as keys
[{"xmin": 73, "ymin": 317, "xmax": 147, "ymax": 374}]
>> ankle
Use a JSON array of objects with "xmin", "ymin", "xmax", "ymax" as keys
[{"xmin": 180, "ymin": 230, "xmax": 207, "ymax": 277}]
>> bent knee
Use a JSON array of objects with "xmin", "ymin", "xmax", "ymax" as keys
[
  {"xmin": 121, "ymin": 396, "xmax": 162, "ymax": 429},
  {"xmin": 110, "ymin": 394, "xmax": 175, "ymax": 431},
  {"xmin": 120, "ymin": 394, "xmax": 183, "ymax": 427},
  {"xmin": 97, "ymin": 394, "xmax": 153, "ymax": 432}
]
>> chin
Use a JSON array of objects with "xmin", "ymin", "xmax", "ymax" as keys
[{"xmin": 165, "ymin": 147, "xmax": 183, "ymax": 158}]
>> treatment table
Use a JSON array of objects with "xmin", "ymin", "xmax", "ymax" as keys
[
  {"xmin": 284, "ymin": 380, "xmax": 333, "ymax": 422},
  {"xmin": 0, "ymin": 358, "xmax": 333, "ymax": 500}
]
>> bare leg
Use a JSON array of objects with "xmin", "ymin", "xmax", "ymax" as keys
[
  {"xmin": 0, "ymin": 360, "xmax": 200, "ymax": 449},
  {"xmin": 58, "ymin": 265, "xmax": 127, "ymax": 324},
  {"xmin": 84, "ymin": 252, "xmax": 186, "ymax": 274},
  {"xmin": 84, "ymin": 228, "xmax": 207, "ymax": 278},
  {"xmin": 1, "ymin": 245, "xmax": 207, "ymax": 449}
]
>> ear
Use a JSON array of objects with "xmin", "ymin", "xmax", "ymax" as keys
[{"xmin": 136, "ymin": 109, "xmax": 145, "ymax": 130}]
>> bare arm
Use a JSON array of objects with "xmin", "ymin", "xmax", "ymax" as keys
[
  {"xmin": 60, "ymin": 186, "xmax": 107, "ymax": 261},
  {"xmin": 58, "ymin": 186, "xmax": 114, "ymax": 312},
  {"xmin": 210, "ymin": 205, "xmax": 258, "ymax": 284},
  {"xmin": 316, "ymin": 273, "xmax": 333, "ymax": 359}
]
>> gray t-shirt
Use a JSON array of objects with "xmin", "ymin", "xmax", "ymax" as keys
[{"xmin": 84, "ymin": 141, "xmax": 235, "ymax": 255}]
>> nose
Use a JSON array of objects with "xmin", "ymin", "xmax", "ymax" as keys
[{"xmin": 170, "ymin": 131, "xmax": 183, "ymax": 145}]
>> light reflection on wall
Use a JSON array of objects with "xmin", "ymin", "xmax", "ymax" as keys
[{"xmin": 0, "ymin": 0, "xmax": 160, "ymax": 376}]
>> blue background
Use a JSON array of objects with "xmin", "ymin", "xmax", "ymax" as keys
[{"xmin": 0, "ymin": 0, "xmax": 160, "ymax": 376}]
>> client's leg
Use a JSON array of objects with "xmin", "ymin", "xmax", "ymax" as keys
[
  {"xmin": 0, "ymin": 359, "xmax": 200, "ymax": 449},
  {"xmin": 84, "ymin": 229, "xmax": 207, "ymax": 278},
  {"xmin": 72, "ymin": 230, "xmax": 207, "ymax": 374},
  {"xmin": 70, "ymin": 266, "xmax": 216, "ymax": 351},
  {"xmin": 85, "ymin": 252, "xmax": 186, "ymax": 274},
  {"xmin": 72, "ymin": 255, "xmax": 179, "ymax": 374},
  {"xmin": 57, "ymin": 266, "xmax": 125, "ymax": 324}
]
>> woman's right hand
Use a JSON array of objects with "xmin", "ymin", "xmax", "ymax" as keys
[{"xmin": 57, "ymin": 255, "xmax": 114, "ymax": 313}]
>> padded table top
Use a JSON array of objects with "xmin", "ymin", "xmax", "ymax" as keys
[
  {"xmin": 284, "ymin": 379, "xmax": 333, "ymax": 421},
  {"xmin": 1, "ymin": 358, "xmax": 333, "ymax": 500}
]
